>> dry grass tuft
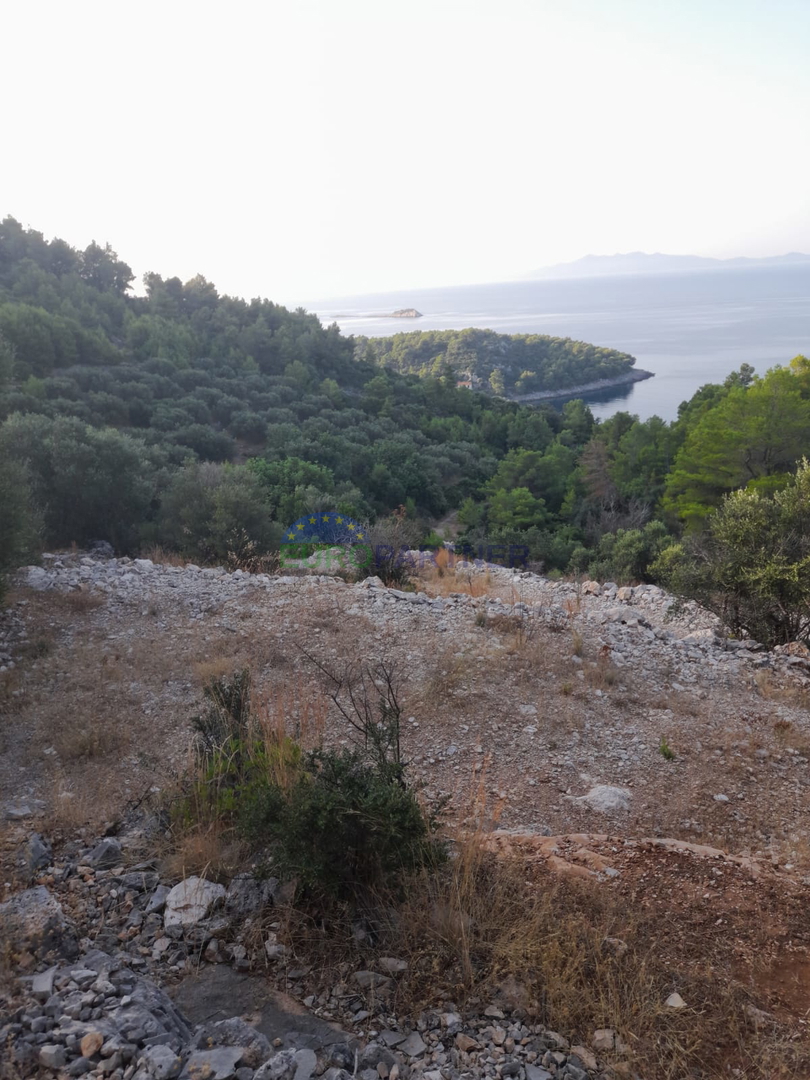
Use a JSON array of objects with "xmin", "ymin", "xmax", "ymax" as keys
[
  {"xmin": 141, "ymin": 545, "xmax": 190, "ymax": 568},
  {"xmin": 772, "ymin": 716, "xmax": 810, "ymax": 756},
  {"xmin": 45, "ymin": 771, "xmax": 122, "ymax": 834},
  {"xmin": 0, "ymin": 667, "xmax": 22, "ymax": 720},
  {"xmin": 52, "ymin": 713, "xmax": 127, "ymax": 761},
  {"xmin": 159, "ymin": 822, "xmax": 246, "ymax": 883},
  {"xmin": 417, "ymin": 649, "xmax": 475, "ymax": 708},
  {"xmin": 60, "ymin": 588, "xmax": 105, "ymax": 613},
  {"xmin": 255, "ymin": 677, "xmax": 327, "ymax": 751},
  {"xmin": 754, "ymin": 670, "xmax": 810, "ymax": 711},
  {"xmin": 414, "ymin": 550, "xmax": 495, "ymax": 599},
  {"xmin": 584, "ymin": 648, "xmax": 620, "ymax": 690},
  {"xmin": 192, "ymin": 656, "xmax": 243, "ymax": 686}
]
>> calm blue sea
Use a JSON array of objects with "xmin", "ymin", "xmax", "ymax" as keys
[{"xmin": 310, "ymin": 266, "xmax": 810, "ymax": 421}]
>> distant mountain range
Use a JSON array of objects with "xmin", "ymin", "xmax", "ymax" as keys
[{"xmin": 522, "ymin": 251, "xmax": 810, "ymax": 280}]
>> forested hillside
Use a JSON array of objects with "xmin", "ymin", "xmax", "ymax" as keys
[
  {"xmin": 360, "ymin": 327, "xmax": 639, "ymax": 395},
  {"xmin": 2, "ymin": 216, "xmax": 810, "ymax": 645}
]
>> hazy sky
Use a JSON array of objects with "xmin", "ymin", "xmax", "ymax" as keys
[{"xmin": 3, "ymin": 0, "xmax": 809, "ymax": 303}]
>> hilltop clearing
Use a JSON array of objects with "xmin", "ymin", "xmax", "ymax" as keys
[
  {"xmin": 3, "ymin": 553, "xmax": 809, "ymax": 863},
  {"xmin": 3, "ymin": 555, "xmax": 810, "ymax": 1079}
]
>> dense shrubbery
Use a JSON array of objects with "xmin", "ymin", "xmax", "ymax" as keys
[
  {"xmin": 653, "ymin": 461, "xmax": 810, "ymax": 646},
  {"xmin": 156, "ymin": 462, "xmax": 282, "ymax": 565},
  {"xmin": 0, "ymin": 457, "xmax": 40, "ymax": 600},
  {"xmin": 569, "ymin": 521, "xmax": 672, "ymax": 584}
]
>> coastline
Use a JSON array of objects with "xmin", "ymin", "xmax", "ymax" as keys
[{"xmin": 504, "ymin": 367, "xmax": 654, "ymax": 403}]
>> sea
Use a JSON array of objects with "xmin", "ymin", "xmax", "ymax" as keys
[{"xmin": 310, "ymin": 266, "xmax": 810, "ymax": 422}]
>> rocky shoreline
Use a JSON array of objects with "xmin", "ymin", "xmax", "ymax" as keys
[{"xmin": 505, "ymin": 369, "xmax": 654, "ymax": 404}]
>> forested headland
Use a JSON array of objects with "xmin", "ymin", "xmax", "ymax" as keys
[
  {"xmin": 358, "ymin": 327, "xmax": 644, "ymax": 397},
  {"xmin": 2, "ymin": 216, "xmax": 810, "ymax": 645}
]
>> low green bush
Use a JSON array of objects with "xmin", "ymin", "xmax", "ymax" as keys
[
  {"xmin": 181, "ymin": 668, "xmax": 443, "ymax": 901},
  {"xmin": 240, "ymin": 746, "xmax": 441, "ymax": 898}
]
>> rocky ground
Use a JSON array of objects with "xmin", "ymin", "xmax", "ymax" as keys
[
  {"xmin": 2, "ymin": 551, "xmax": 810, "ymax": 861},
  {"xmin": 3, "ymin": 552, "xmax": 810, "ymax": 1079},
  {"xmin": 1, "ymin": 827, "xmax": 632, "ymax": 1080}
]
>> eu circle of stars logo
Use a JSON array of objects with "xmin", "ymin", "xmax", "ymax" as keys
[{"xmin": 281, "ymin": 511, "xmax": 366, "ymax": 547}]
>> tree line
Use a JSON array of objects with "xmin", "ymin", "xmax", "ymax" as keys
[{"xmin": 1, "ymin": 217, "xmax": 809, "ymax": 646}]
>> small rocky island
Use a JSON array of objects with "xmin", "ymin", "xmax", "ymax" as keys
[{"xmin": 386, "ymin": 308, "xmax": 422, "ymax": 318}]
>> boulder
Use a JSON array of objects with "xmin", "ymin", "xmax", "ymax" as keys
[
  {"xmin": 164, "ymin": 876, "xmax": 226, "ymax": 929},
  {"xmin": 0, "ymin": 885, "xmax": 77, "ymax": 958},
  {"xmin": 190, "ymin": 1017, "xmax": 271, "ymax": 1069},
  {"xmin": 25, "ymin": 832, "xmax": 53, "ymax": 872},
  {"xmin": 85, "ymin": 837, "xmax": 123, "ymax": 870},
  {"xmin": 569, "ymin": 785, "xmax": 631, "ymax": 813},
  {"xmin": 139, "ymin": 1044, "xmax": 183, "ymax": 1079},
  {"xmin": 180, "ymin": 1047, "xmax": 243, "ymax": 1079},
  {"xmin": 225, "ymin": 872, "xmax": 279, "ymax": 917}
]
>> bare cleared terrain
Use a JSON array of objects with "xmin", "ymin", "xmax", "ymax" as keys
[
  {"xmin": 2, "ymin": 551, "xmax": 810, "ymax": 1064},
  {"xmin": 3, "ymin": 553, "xmax": 810, "ymax": 861}
]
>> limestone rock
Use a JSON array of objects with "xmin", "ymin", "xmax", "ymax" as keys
[
  {"xmin": 81, "ymin": 1031, "xmax": 104, "ymax": 1057},
  {"xmin": 398, "ymin": 1032, "xmax": 426, "ymax": 1057},
  {"xmin": 254, "ymin": 1049, "xmax": 298, "ymax": 1080},
  {"xmin": 569, "ymin": 785, "xmax": 631, "ymax": 813},
  {"xmin": 377, "ymin": 956, "xmax": 408, "ymax": 974},
  {"xmin": 139, "ymin": 1044, "xmax": 183, "ymax": 1079},
  {"xmin": 85, "ymin": 837, "xmax": 123, "ymax": 870},
  {"xmin": 32, "ymin": 964, "xmax": 57, "ymax": 1000},
  {"xmin": 225, "ymin": 872, "xmax": 279, "ymax": 917},
  {"xmin": 571, "ymin": 1044, "xmax": 598, "ymax": 1070},
  {"xmin": 353, "ymin": 970, "xmax": 393, "ymax": 992},
  {"xmin": 39, "ymin": 1044, "xmax": 67, "ymax": 1070},
  {"xmin": 25, "ymin": 832, "xmax": 53, "ymax": 872},
  {"xmin": 0, "ymin": 885, "xmax": 77, "ymax": 958},
  {"xmin": 164, "ymin": 876, "xmax": 226, "ymax": 929},
  {"xmin": 180, "ymin": 1047, "xmax": 244, "ymax": 1079},
  {"xmin": 591, "ymin": 1028, "xmax": 616, "ymax": 1051},
  {"xmin": 190, "ymin": 1017, "xmax": 271, "ymax": 1069}
]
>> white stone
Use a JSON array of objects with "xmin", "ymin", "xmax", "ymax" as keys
[
  {"xmin": 569, "ymin": 785, "xmax": 631, "ymax": 813},
  {"xmin": 591, "ymin": 1028, "xmax": 615, "ymax": 1051},
  {"xmin": 163, "ymin": 876, "xmax": 226, "ymax": 929},
  {"xmin": 665, "ymin": 992, "xmax": 687, "ymax": 1008},
  {"xmin": 378, "ymin": 956, "xmax": 408, "ymax": 974}
]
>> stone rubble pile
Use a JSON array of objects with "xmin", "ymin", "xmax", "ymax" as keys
[
  {"xmin": 1, "ymin": 841, "xmax": 619, "ymax": 1080},
  {"xmin": 15, "ymin": 552, "xmax": 809, "ymax": 694}
]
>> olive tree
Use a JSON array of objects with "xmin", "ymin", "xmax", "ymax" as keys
[{"xmin": 652, "ymin": 460, "xmax": 810, "ymax": 646}]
